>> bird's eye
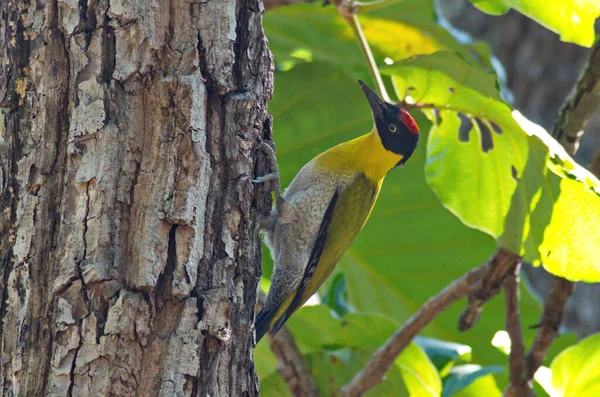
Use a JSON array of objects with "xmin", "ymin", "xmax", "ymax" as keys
[{"xmin": 389, "ymin": 124, "xmax": 398, "ymax": 133}]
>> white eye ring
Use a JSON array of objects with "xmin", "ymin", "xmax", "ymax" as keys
[{"xmin": 389, "ymin": 124, "xmax": 398, "ymax": 133}]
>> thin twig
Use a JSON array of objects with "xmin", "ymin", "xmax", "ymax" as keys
[
  {"xmin": 339, "ymin": 264, "xmax": 487, "ymax": 397},
  {"xmin": 263, "ymin": 0, "xmax": 320, "ymax": 11},
  {"xmin": 344, "ymin": 10, "xmax": 391, "ymax": 101},
  {"xmin": 269, "ymin": 328, "xmax": 320, "ymax": 397},
  {"xmin": 552, "ymin": 39, "xmax": 600, "ymax": 155},
  {"xmin": 525, "ymin": 277, "xmax": 575, "ymax": 378},
  {"xmin": 502, "ymin": 264, "xmax": 535, "ymax": 397},
  {"xmin": 458, "ymin": 248, "xmax": 522, "ymax": 331}
]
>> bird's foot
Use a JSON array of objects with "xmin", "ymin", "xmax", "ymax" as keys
[
  {"xmin": 252, "ymin": 172, "xmax": 279, "ymax": 184},
  {"xmin": 254, "ymin": 141, "xmax": 281, "ymax": 193},
  {"xmin": 254, "ymin": 141, "xmax": 289, "ymax": 216}
]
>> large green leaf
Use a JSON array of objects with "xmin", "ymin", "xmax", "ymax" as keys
[
  {"xmin": 265, "ymin": 61, "xmax": 575, "ymax": 377},
  {"xmin": 260, "ymin": 372, "xmax": 294, "ymax": 397},
  {"xmin": 468, "ymin": 0, "xmax": 600, "ymax": 47},
  {"xmin": 442, "ymin": 364, "xmax": 504, "ymax": 397},
  {"xmin": 551, "ymin": 333, "xmax": 600, "ymax": 397},
  {"xmin": 321, "ymin": 272, "xmax": 352, "ymax": 316},
  {"xmin": 254, "ymin": 338, "xmax": 280, "ymax": 379},
  {"xmin": 287, "ymin": 308, "xmax": 442, "ymax": 396},
  {"xmin": 263, "ymin": 0, "xmax": 492, "ymax": 80},
  {"xmin": 450, "ymin": 371, "xmax": 503, "ymax": 397},
  {"xmin": 415, "ymin": 336, "xmax": 472, "ymax": 376},
  {"xmin": 383, "ymin": 51, "xmax": 600, "ymax": 282},
  {"xmin": 306, "ymin": 348, "xmax": 412, "ymax": 396},
  {"xmin": 398, "ymin": 342, "xmax": 443, "ymax": 397}
]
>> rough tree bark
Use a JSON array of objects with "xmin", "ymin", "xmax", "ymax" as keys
[{"xmin": 0, "ymin": 1, "xmax": 272, "ymax": 396}]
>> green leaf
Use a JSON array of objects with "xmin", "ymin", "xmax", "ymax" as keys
[
  {"xmin": 268, "ymin": 60, "xmax": 574, "ymax": 369},
  {"xmin": 291, "ymin": 308, "xmax": 441, "ymax": 396},
  {"xmin": 260, "ymin": 371, "xmax": 295, "ymax": 397},
  {"xmin": 491, "ymin": 330, "xmax": 512, "ymax": 356},
  {"xmin": 285, "ymin": 305, "xmax": 345, "ymax": 352},
  {"xmin": 306, "ymin": 348, "xmax": 412, "ymax": 396},
  {"xmin": 449, "ymin": 371, "xmax": 503, "ymax": 397},
  {"xmin": 415, "ymin": 336, "xmax": 472, "ymax": 376},
  {"xmin": 339, "ymin": 313, "xmax": 400, "ymax": 348},
  {"xmin": 254, "ymin": 338, "xmax": 280, "ymax": 379},
  {"xmin": 468, "ymin": 0, "xmax": 600, "ymax": 47},
  {"xmin": 551, "ymin": 333, "xmax": 600, "ymax": 397},
  {"xmin": 397, "ymin": 342, "xmax": 443, "ymax": 397},
  {"xmin": 383, "ymin": 51, "xmax": 600, "ymax": 282},
  {"xmin": 321, "ymin": 273, "xmax": 351, "ymax": 316},
  {"xmin": 264, "ymin": 0, "xmax": 491, "ymax": 79},
  {"xmin": 442, "ymin": 364, "xmax": 504, "ymax": 397}
]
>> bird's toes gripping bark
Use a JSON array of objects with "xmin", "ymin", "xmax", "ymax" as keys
[{"xmin": 253, "ymin": 141, "xmax": 293, "ymax": 220}]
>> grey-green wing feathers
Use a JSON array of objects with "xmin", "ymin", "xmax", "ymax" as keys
[{"xmin": 256, "ymin": 171, "xmax": 380, "ymax": 342}]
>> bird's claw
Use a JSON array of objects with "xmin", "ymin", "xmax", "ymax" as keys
[{"xmin": 252, "ymin": 173, "xmax": 280, "ymax": 184}]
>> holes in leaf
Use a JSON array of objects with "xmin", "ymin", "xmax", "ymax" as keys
[
  {"xmin": 458, "ymin": 112, "xmax": 472, "ymax": 142},
  {"xmin": 475, "ymin": 117, "xmax": 494, "ymax": 152},
  {"xmin": 490, "ymin": 121, "xmax": 503, "ymax": 134},
  {"xmin": 456, "ymin": 113, "xmax": 499, "ymax": 153},
  {"xmin": 511, "ymin": 165, "xmax": 519, "ymax": 181}
]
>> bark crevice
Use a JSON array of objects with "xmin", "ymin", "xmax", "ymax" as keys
[{"xmin": 1, "ymin": 0, "xmax": 272, "ymax": 395}]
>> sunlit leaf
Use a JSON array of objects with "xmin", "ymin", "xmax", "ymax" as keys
[
  {"xmin": 551, "ymin": 333, "xmax": 600, "ymax": 397},
  {"xmin": 398, "ymin": 342, "xmax": 443, "ymax": 397},
  {"xmin": 415, "ymin": 336, "xmax": 473, "ymax": 376},
  {"xmin": 264, "ymin": 0, "xmax": 491, "ymax": 80},
  {"xmin": 383, "ymin": 51, "xmax": 600, "ymax": 281},
  {"xmin": 442, "ymin": 364, "xmax": 504, "ymax": 397},
  {"xmin": 468, "ymin": 0, "xmax": 600, "ymax": 47}
]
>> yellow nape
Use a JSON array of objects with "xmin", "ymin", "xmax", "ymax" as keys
[{"xmin": 314, "ymin": 128, "xmax": 403, "ymax": 182}]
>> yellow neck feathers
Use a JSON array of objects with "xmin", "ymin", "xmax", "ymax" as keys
[{"xmin": 314, "ymin": 129, "xmax": 403, "ymax": 182}]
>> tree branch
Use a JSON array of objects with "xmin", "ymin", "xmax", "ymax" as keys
[
  {"xmin": 551, "ymin": 39, "xmax": 600, "ymax": 155},
  {"xmin": 458, "ymin": 248, "xmax": 522, "ymax": 331},
  {"xmin": 339, "ymin": 260, "xmax": 488, "ymax": 397},
  {"xmin": 525, "ymin": 277, "xmax": 575, "ymax": 378},
  {"xmin": 502, "ymin": 264, "xmax": 535, "ymax": 397},
  {"xmin": 269, "ymin": 328, "xmax": 320, "ymax": 397}
]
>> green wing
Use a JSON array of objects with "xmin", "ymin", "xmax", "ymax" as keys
[{"xmin": 271, "ymin": 173, "xmax": 380, "ymax": 334}]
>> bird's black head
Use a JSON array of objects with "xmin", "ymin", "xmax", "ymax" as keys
[{"xmin": 359, "ymin": 80, "xmax": 420, "ymax": 166}]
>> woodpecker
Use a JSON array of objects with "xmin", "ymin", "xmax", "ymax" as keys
[{"xmin": 254, "ymin": 81, "xmax": 419, "ymax": 342}]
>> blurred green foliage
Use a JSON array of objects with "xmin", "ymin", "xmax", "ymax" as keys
[{"xmin": 257, "ymin": 0, "xmax": 600, "ymax": 395}]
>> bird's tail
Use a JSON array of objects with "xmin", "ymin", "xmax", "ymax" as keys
[{"xmin": 254, "ymin": 308, "xmax": 275, "ymax": 344}]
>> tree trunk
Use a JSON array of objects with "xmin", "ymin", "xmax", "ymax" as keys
[{"xmin": 0, "ymin": 1, "xmax": 272, "ymax": 396}]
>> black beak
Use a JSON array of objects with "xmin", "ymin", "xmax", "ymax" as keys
[{"xmin": 359, "ymin": 80, "xmax": 385, "ymax": 119}]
